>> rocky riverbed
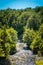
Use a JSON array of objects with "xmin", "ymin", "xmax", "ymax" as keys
[{"xmin": 10, "ymin": 43, "xmax": 35, "ymax": 65}]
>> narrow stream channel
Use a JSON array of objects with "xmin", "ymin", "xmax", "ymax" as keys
[{"xmin": 10, "ymin": 42, "xmax": 35, "ymax": 65}]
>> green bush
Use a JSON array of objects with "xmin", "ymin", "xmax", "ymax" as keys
[
  {"xmin": 39, "ymin": 24, "xmax": 43, "ymax": 38},
  {"xmin": 30, "ymin": 35, "xmax": 43, "ymax": 56},
  {"xmin": 23, "ymin": 28, "xmax": 36, "ymax": 47},
  {"xmin": 26, "ymin": 14, "xmax": 41, "ymax": 30},
  {"xmin": 36, "ymin": 60, "xmax": 43, "ymax": 65},
  {"xmin": 0, "ymin": 28, "xmax": 18, "ymax": 57}
]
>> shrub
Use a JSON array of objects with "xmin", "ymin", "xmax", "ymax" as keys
[
  {"xmin": 23, "ymin": 28, "xmax": 36, "ymax": 47},
  {"xmin": 0, "ymin": 28, "xmax": 18, "ymax": 57}
]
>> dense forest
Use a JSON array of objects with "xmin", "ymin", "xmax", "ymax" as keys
[{"xmin": 0, "ymin": 6, "xmax": 43, "ymax": 61}]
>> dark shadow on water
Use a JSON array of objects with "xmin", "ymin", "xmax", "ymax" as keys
[
  {"xmin": 0, "ymin": 57, "xmax": 11, "ymax": 65},
  {"xmin": 23, "ymin": 47, "xmax": 31, "ymax": 50}
]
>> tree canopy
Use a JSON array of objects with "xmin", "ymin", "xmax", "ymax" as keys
[{"xmin": 0, "ymin": 6, "xmax": 43, "ymax": 57}]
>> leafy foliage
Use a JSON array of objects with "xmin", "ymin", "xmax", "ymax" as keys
[
  {"xmin": 0, "ymin": 28, "xmax": 18, "ymax": 57},
  {"xmin": 36, "ymin": 60, "xmax": 43, "ymax": 65},
  {"xmin": 23, "ymin": 28, "xmax": 36, "ymax": 47},
  {"xmin": 0, "ymin": 6, "xmax": 43, "ymax": 57},
  {"xmin": 26, "ymin": 14, "xmax": 41, "ymax": 30},
  {"xmin": 30, "ymin": 24, "xmax": 43, "ymax": 56}
]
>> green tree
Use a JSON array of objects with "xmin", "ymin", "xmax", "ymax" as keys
[
  {"xmin": 30, "ymin": 35, "xmax": 43, "ymax": 56},
  {"xmin": 30, "ymin": 24, "xmax": 43, "ymax": 56},
  {"xmin": 23, "ymin": 28, "xmax": 36, "ymax": 47},
  {"xmin": 6, "ymin": 28, "xmax": 18, "ymax": 54},
  {"xmin": 26, "ymin": 14, "xmax": 41, "ymax": 30},
  {"xmin": 39, "ymin": 24, "xmax": 43, "ymax": 38},
  {"xmin": 0, "ymin": 28, "xmax": 18, "ymax": 57}
]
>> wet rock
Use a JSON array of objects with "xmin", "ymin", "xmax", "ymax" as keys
[{"xmin": 10, "ymin": 43, "xmax": 35, "ymax": 65}]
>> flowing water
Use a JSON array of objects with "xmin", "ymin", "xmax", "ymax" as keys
[{"xmin": 10, "ymin": 42, "xmax": 35, "ymax": 65}]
